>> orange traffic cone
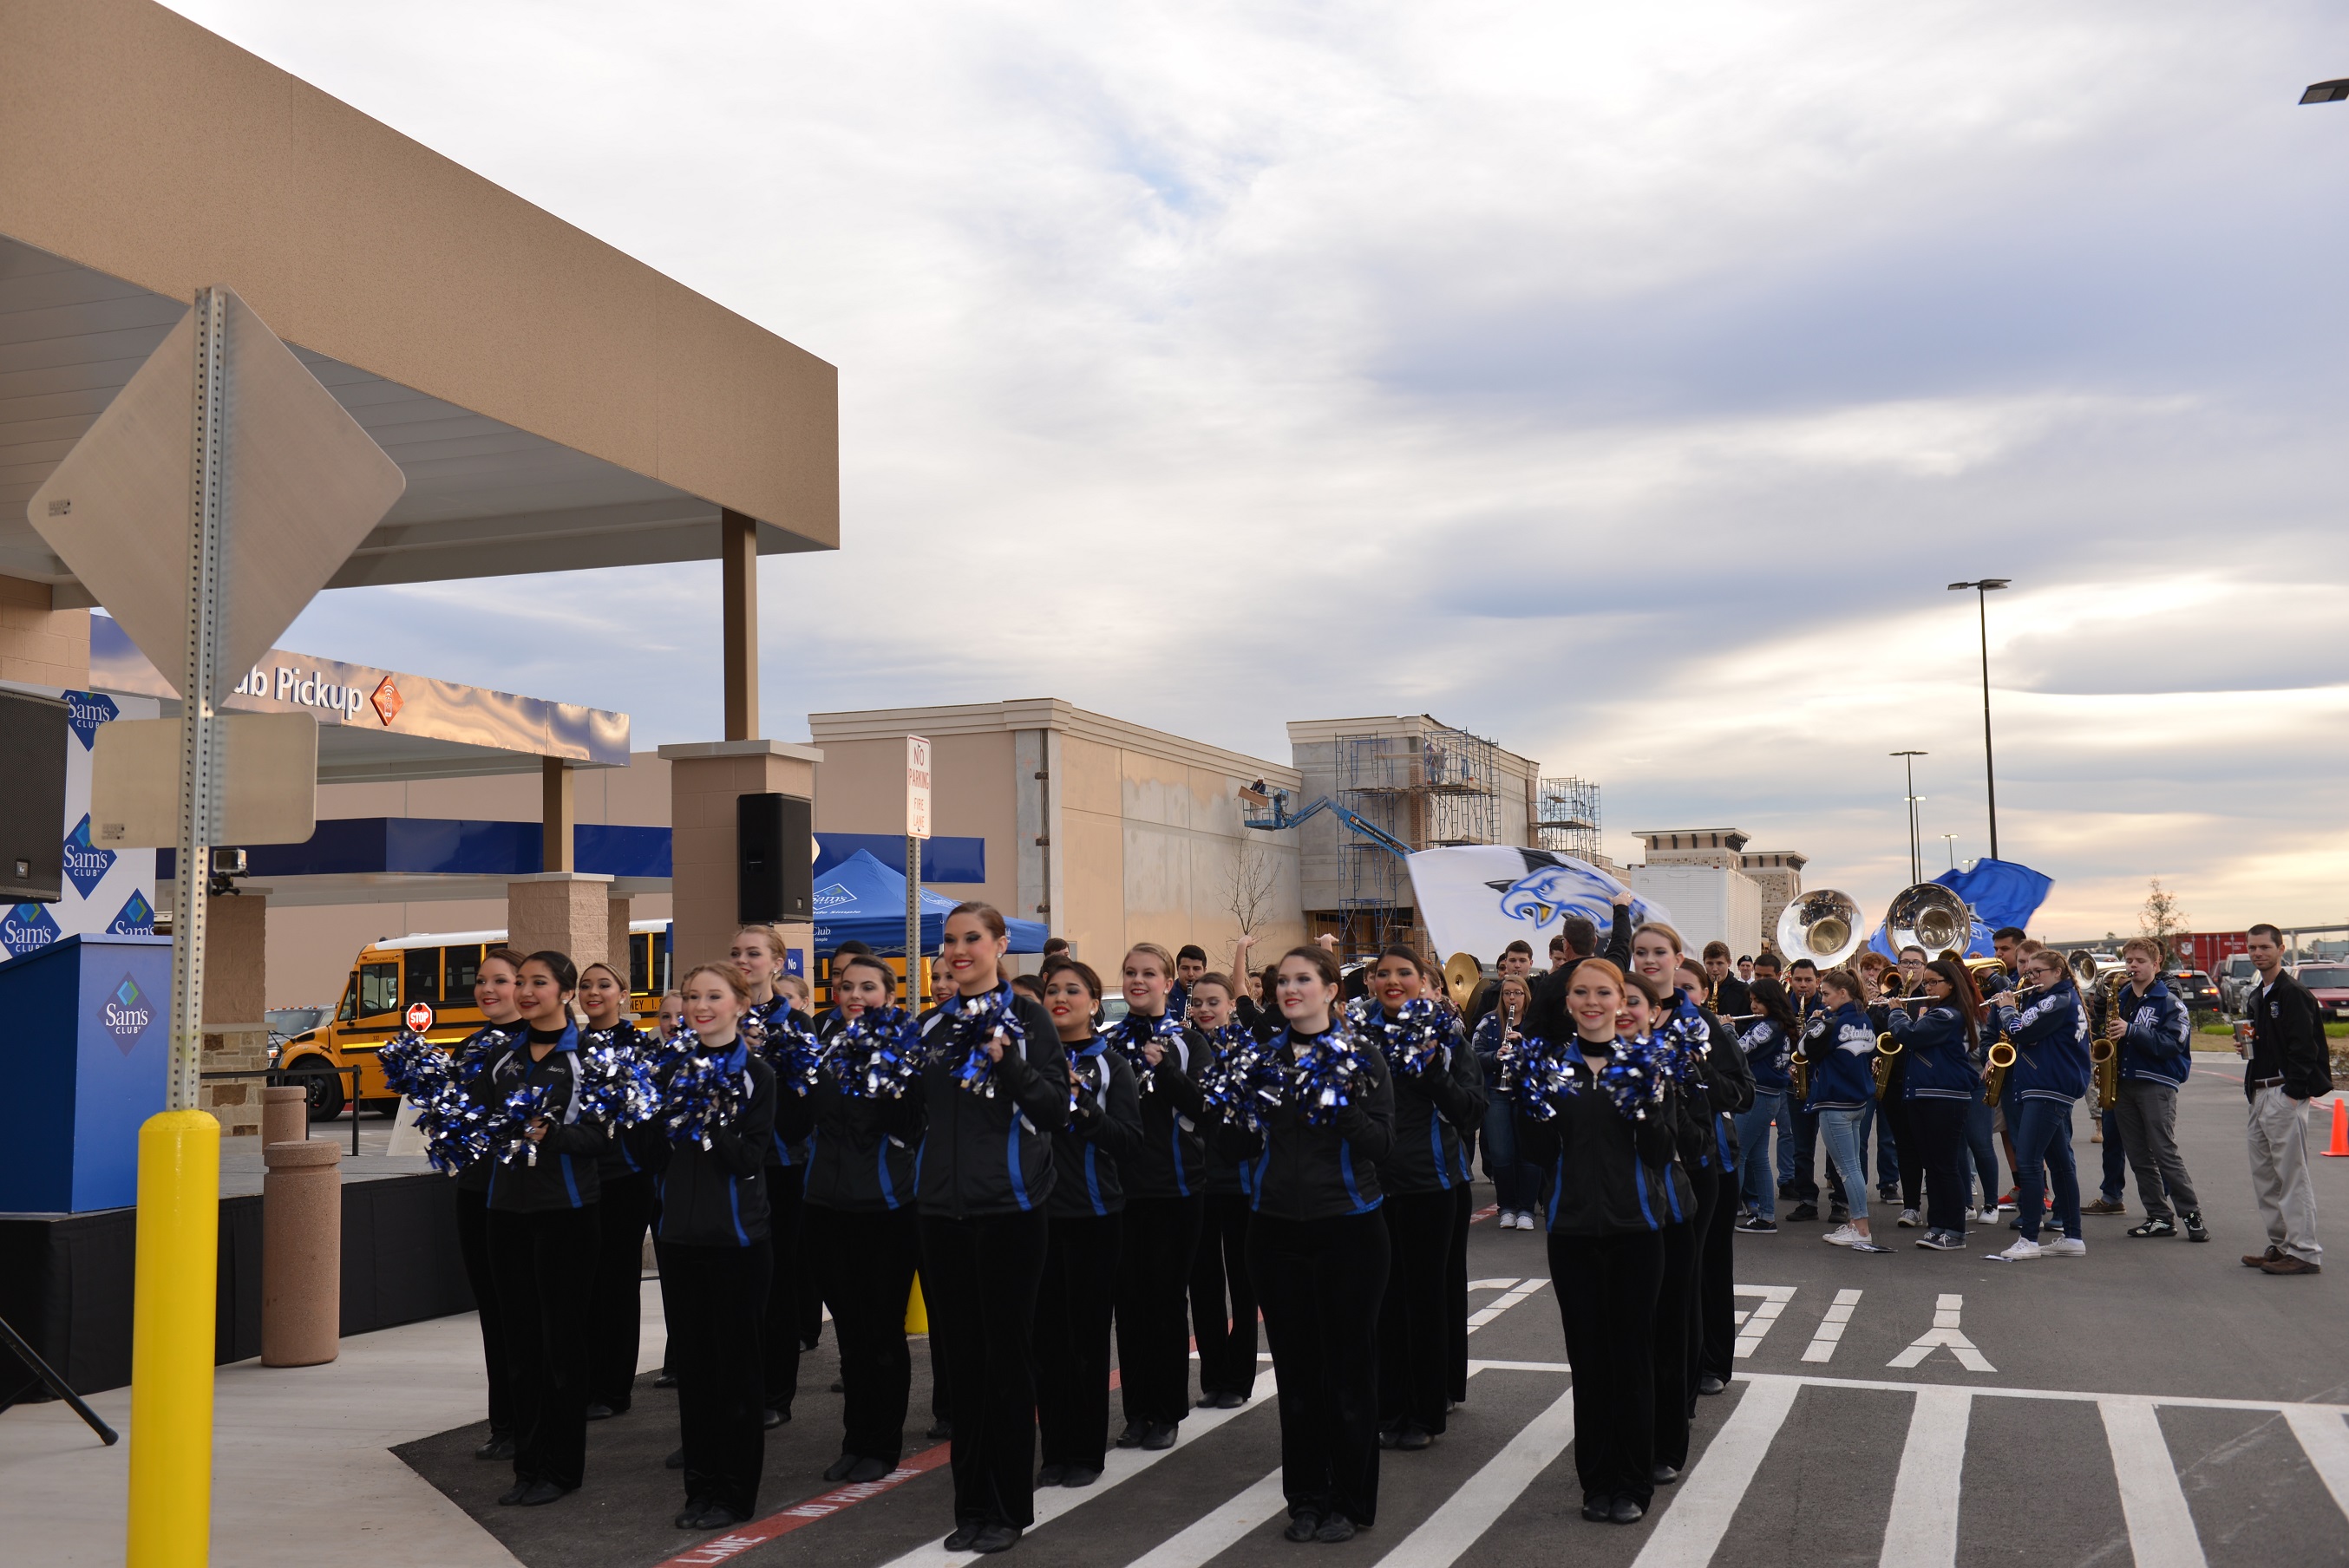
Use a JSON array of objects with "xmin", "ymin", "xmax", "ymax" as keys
[{"xmin": 2323, "ymin": 1099, "xmax": 2349, "ymax": 1159}]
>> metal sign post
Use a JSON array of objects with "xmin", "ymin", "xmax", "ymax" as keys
[{"xmin": 906, "ymin": 735, "xmax": 931, "ymax": 1008}]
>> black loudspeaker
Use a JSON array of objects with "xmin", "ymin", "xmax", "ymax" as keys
[
  {"xmin": 737, "ymin": 793, "xmax": 812, "ymax": 923},
  {"xmin": 0, "ymin": 690, "xmax": 69, "ymax": 903}
]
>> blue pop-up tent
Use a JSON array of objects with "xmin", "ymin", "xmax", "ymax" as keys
[{"xmin": 810, "ymin": 849, "xmax": 1048, "ymax": 956}]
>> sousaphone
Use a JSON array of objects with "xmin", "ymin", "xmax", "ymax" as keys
[
  {"xmin": 1886, "ymin": 882, "xmax": 1973, "ymax": 959},
  {"xmin": 1776, "ymin": 889, "xmax": 1864, "ymax": 967}
]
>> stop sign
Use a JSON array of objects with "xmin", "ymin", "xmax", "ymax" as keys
[{"xmin": 404, "ymin": 1002, "xmax": 435, "ymax": 1034}]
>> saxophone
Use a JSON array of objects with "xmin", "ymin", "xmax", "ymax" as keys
[{"xmin": 2091, "ymin": 970, "xmax": 2126, "ymax": 1110}]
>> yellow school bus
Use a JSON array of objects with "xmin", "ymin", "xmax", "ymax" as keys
[{"xmin": 273, "ymin": 922, "xmax": 671, "ymax": 1118}]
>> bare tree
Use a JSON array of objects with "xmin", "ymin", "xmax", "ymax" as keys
[
  {"xmin": 1222, "ymin": 836, "xmax": 1278, "ymax": 957},
  {"xmin": 2139, "ymin": 879, "xmax": 2190, "ymax": 964}
]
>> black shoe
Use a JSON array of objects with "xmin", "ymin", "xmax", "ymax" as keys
[
  {"xmin": 1315, "ymin": 1513, "xmax": 1357, "ymax": 1543},
  {"xmin": 1395, "ymin": 1424, "xmax": 1432, "ymax": 1451},
  {"xmin": 2184, "ymin": 1212, "xmax": 2210, "ymax": 1242},
  {"xmin": 1114, "ymin": 1421, "xmax": 1147, "ymax": 1449},
  {"xmin": 1698, "ymin": 1374, "xmax": 1725, "ymax": 1396},
  {"xmin": 1196, "ymin": 1393, "xmax": 1223, "ymax": 1408},
  {"xmin": 801, "ymin": 1335, "xmax": 821, "ymax": 1353},
  {"xmin": 1582, "ymin": 1493, "xmax": 1615, "ymax": 1522},
  {"xmin": 654, "ymin": 1370, "xmax": 679, "ymax": 1388},
  {"xmin": 943, "ymin": 1521, "xmax": 984, "ymax": 1552},
  {"xmin": 516, "ymin": 1480, "xmax": 568, "ymax": 1506},
  {"xmin": 1285, "ymin": 1511, "xmax": 1324, "ymax": 1542},
  {"xmin": 1061, "ymin": 1466, "xmax": 1102, "ymax": 1488},
  {"xmin": 1735, "ymin": 1215, "xmax": 1778, "ymax": 1234},
  {"xmin": 664, "ymin": 1447, "xmax": 685, "ymax": 1470},
  {"xmin": 1829, "ymin": 1205, "xmax": 1849, "ymax": 1225},
  {"xmin": 830, "ymin": 1381, "xmax": 846, "ymax": 1394},
  {"xmin": 2127, "ymin": 1217, "xmax": 2176, "ymax": 1238},
  {"xmin": 1141, "ymin": 1421, "xmax": 1178, "ymax": 1451},
  {"xmin": 1037, "ymin": 1463, "xmax": 1068, "ymax": 1488},
  {"xmin": 496, "ymin": 1480, "xmax": 534, "ymax": 1506},
  {"xmin": 584, "ymin": 1402, "xmax": 616, "ymax": 1421},
  {"xmin": 1787, "ymin": 1203, "xmax": 1818, "ymax": 1222},
  {"xmin": 824, "ymin": 1454, "xmax": 860, "ymax": 1483},
  {"xmin": 1609, "ymin": 1497, "xmax": 1646, "ymax": 1525},
  {"xmin": 847, "ymin": 1456, "xmax": 893, "ymax": 1483},
  {"xmin": 1652, "ymin": 1463, "xmax": 1679, "ymax": 1485},
  {"xmin": 474, "ymin": 1433, "xmax": 514, "ymax": 1461},
  {"xmin": 677, "ymin": 1499, "xmax": 744, "ymax": 1530},
  {"xmin": 1214, "ymin": 1391, "xmax": 1246, "ymax": 1409},
  {"xmin": 1377, "ymin": 1423, "xmax": 1399, "ymax": 1450},
  {"xmin": 1777, "ymin": 1182, "xmax": 1796, "ymax": 1200},
  {"xmin": 926, "ymin": 1420, "xmax": 954, "ymax": 1442},
  {"xmin": 972, "ymin": 1525, "xmax": 1022, "ymax": 1553},
  {"xmin": 762, "ymin": 1407, "xmax": 787, "ymax": 1429}
]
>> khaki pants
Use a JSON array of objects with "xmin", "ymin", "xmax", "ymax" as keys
[{"xmin": 2247, "ymin": 1087, "xmax": 2321, "ymax": 1264}]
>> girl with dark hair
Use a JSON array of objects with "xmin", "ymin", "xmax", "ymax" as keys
[
  {"xmin": 1731, "ymin": 977, "xmax": 1799, "ymax": 1236},
  {"xmin": 1184, "ymin": 972, "xmax": 1260, "ymax": 1413},
  {"xmin": 1474, "ymin": 974, "xmax": 1538, "ymax": 1230},
  {"xmin": 1510, "ymin": 958, "xmax": 1690, "ymax": 1526},
  {"xmin": 1033, "ymin": 957, "xmax": 1142, "ymax": 1487},
  {"xmin": 1362, "ymin": 946, "xmax": 1484, "ymax": 1451},
  {"xmin": 799, "ymin": 953, "xmax": 922, "ymax": 1483},
  {"xmin": 479, "ymin": 951, "xmax": 607, "ymax": 1506},
  {"xmin": 1804, "ymin": 970, "xmax": 1890, "ymax": 1255},
  {"xmin": 1884, "ymin": 958, "xmax": 1984, "ymax": 1251},
  {"xmin": 1986, "ymin": 950, "xmax": 2092, "ymax": 1263},
  {"xmin": 658, "ymin": 961, "xmax": 779, "ymax": 1531},
  {"xmin": 729, "ymin": 924, "xmax": 809, "ymax": 1429},
  {"xmin": 893, "ymin": 903, "xmax": 1069, "ymax": 1556},
  {"xmin": 1105, "ymin": 942, "xmax": 1212, "ymax": 1451},
  {"xmin": 455, "ymin": 946, "xmax": 527, "ymax": 1460},
  {"xmin": 1218, "ymin": 945, "xmax": 1395, "ymax": 1544},
  {"xmin": 578, "ymin": 961, "xmax": 660, "ymax": 1420}
]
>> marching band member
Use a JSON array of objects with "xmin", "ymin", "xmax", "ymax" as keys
[
  {"xmin": 1216, "ymin": 945, "xmax": 1395, "ymax": 1544},
  {"xmin": 479, "ymin": 951, "xmax": 608, "ymax": 1506},
  {"xmin": 798, "ymin": 953, "xmax": 923, "ymax": 1484},
  {"xmin": 578, "ymin": 961, "xmax": 658, "ymax": 1421},
  {"xmin": 1780, "ymin": 958, "xmax": 1827, "ymax": 1221},
  {"xmin": 2108, "ymin": 938, "xmax": 2207, "ymax": 1241},
  {"xmin": 1171, "ymin": 944, "xmax": 1209, "ymax": 1022},
  {"xmin": 1803, "ymin": 970, "xmax": 1890, "ymax": 1254},
  {"xmin": 728, "ymin": 924, "xmax": 808, "ymax": 1429},
  {"xmin": 1185, "ymin": 972, "xmax": 1261, "ymax": 1412},
  {"xmin": 1106, "ymin": 943, "xmax": 1211, "ymax": 1450},
  {"xmin": 454, "ymin": 946, "xmax": 527, "ymax": 1460},
  {"xmin": 656, "ymin": 962, "xmax": 779, "ymax": 1531},
  {"xmin": 1035, "ymin": 957, "xmax": 1143, "ymax": 1487},
  {"xmin": 1363, "ymin": 947, "xmax": 1485, "ymax": 1451},
  {"xmin": 1986, "ymin": 948, "xmax": 2092, "ymax": 1262},
  {"xmin": 1882, "ymin": 958, "xmax": 1984, "ymax": 1251},
  {"xmin": 1731, "ymin": 977, "xmax": 1799, "ymax": 1235},
  {"xmin": 1513, "ymin": 959, "xmax": 1691, "ymax": 1526},
  {"xmin": 891, "ymin": 904, "xmax": 1069, "ymax": 1555},
  {"xmin": 1474, "ymin": 974, "xmax": 1539, "ymax": 1229}
]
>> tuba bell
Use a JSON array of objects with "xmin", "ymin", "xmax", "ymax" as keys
[
  {"xmin": 1887, "ymin": 882, "xmax": 1973, "ymax": 958},
  {"xmin": 1776, "ymin": 889, "xmax": 1865, "ymax": 967}
]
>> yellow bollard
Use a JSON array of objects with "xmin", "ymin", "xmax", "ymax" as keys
[
  {"xmin": 905, "ymin": 1271, "xmax": 928, "ymax": 1333},
  {"xmin": 126, "ymin": 1109, "xmax": 220, "ymax": 1568}
]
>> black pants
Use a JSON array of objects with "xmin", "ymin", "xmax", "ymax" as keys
[
  {"xmin": 1698, "ymin": 1164, "xmax": 1739, "ymax": 1384},
  {"xmin": 487, "ymin": 1204, "xmax": 599, "ymax": 1491},
  {"xmin": 1188, "ymin": 1193, "xmax": 1258, "ymax": 1399},
  {"xmin": 1681, "ymin": 1167, "xmax": 1724, "ymax": 1415},
  {"xmin": 1448, "ymin": 1182, "xmax": 1473, "ymax": 1403},
  {"xmin": 1550, "ymin": 1228, "xmax": 1665, "ymax": 1506},
  {"xmin": 761, "ymin": 1166, "xmax": 804, "ymax": 1415},
  {"xmin": 1910, "ymin": 1097, "xmax": 1974, "ymax": 1235},
  {"xmin": 1377, "ymin": 1190, "xmax": 1456, "ymax": 1434},
  {"xmin": 1881, "ymin": 1094, "xmax": 1924, "ymax": 1209},
  {"xmin": 808, "ymin": 1202, "xmax": 921, "ymax": 1463},
  {"xmin": 1249, "ymin": 1210, "xmax": 1390, "ymax": 1526},
  {"xmin": 922, "ymin": 1208, "xmax": 1049, "ymax": 1530},
  {"xmin": 1652, "ymin": 1217, "xmax": 1696, "ymax": 1471},
  {"xmin": 666, "ymin": 1240, "xmax": 772, "ymax": 1519},
  {"xmin": 1036, "ymin": 1211, "xmax": 1122, "ymax": 1472},
  {"xmin": 1116, "ymin": 1194, "xmax": 1204, "ymax": 1428},
  {"xmin": 455, "ymin": 1183, "xmax": 514, "ymax": 1434},
  {"xmin": 588, "ymin": 1170, "xmax": 656, "ymax": 1410}
]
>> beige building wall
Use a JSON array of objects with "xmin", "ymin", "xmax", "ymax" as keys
[{"xmin": 0, "ymin": 576, "xmax": 91, "ymax": 687}]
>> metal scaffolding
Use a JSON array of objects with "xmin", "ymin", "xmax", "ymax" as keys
[
  {"xmin": 1336, "ymin": 722, "xmax": 1504, "ymax": 949},
  {"xmin": 1536, "ymin": 776, "xmax": 1603, "ymax": 863}
]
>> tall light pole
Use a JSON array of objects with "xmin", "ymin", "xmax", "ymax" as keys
[
  {"xmin": 1941, "ymin": 833, "xmax": 1958, "ymax": 871},
  {"xmin": 1891, "ymin": 750, "xmax": 1927, "ymax": 885},
  {"xmin": 1947, "ymin": 578, "xmax": 2010, "ymax": 859}
]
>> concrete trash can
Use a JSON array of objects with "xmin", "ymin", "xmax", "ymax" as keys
[
  {"xmin": 262, "ymin": 1083, "xmax": 308, "ymax": 1148},
  {"xmin": 261, "ymin": 1138, "xmax": 343, "ymax": 1367}
]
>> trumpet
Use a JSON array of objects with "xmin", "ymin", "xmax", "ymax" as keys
[
  {"xmin": 1872, "ymin": 1030, "xmax": 1902, "ymax": 1101},
  {"xmin": 1982, "ymin": 1038, "xmax": 2017, "ymax": 1102}
]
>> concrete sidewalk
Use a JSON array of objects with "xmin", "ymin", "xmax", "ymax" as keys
[{"xmin": 0, "ymin": 1283, "xmax": 665, "ymax": 1565}]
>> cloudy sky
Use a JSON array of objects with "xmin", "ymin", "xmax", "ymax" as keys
[{"xmin": 172, "ymin": 1, "xmax": 2349, "ymax": 936}]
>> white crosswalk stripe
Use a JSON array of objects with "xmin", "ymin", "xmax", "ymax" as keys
[
  {"xmin": 1368, "ymin": 1382, "xmax": 1577, "ymax": 1568},
  {"xmin": 1730, "ymin": 1284, "xmax": 1795, "ymax": 1359},
  {"xmin": 1878, "ymin": 1386, "xmax": 1969, "ymax": 1568},
  {"xmin": 1628, "ymin": 1376, "xmax": 1800, "ymax": 1567},
  {"xmin": 2100, "ymin": 1400, "xmax": 2208, "ymax": 1568},
  {"xmin": 1801, "ymin": 1288, "xmax": 1862, "ymax": 1363}
]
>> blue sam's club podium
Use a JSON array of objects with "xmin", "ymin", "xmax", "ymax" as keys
[{"xmin": 0, "ymin": 933, "xmax": 173, "ymax": 1213}]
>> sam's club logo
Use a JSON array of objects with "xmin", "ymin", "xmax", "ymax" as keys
[
  {"xmin": 1, "ymin": 903, "xmax": 62, "ymax": 957},
  {"xmin": 65, "ymin": 689, "xmax": 118, "ymax": 751},
  {"xmin": 102, "ymin": 973, "xmax": 155, "ymax": 1050},
  {"xmin": 110, "ymin": 889, "xmax": 156, "ymax": 935},
  {"xmin": 62, "ymin": 815, "xmax": 115, "ymax": 898}
]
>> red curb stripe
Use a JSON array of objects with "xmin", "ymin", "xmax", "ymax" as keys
[{"xmin": 651, "ymin": 1444, "xmax": 953, "ymax": 1566}]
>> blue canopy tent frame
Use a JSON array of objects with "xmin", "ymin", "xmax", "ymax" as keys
[{"xmin": 811, "ymin": 849, "xmax": 1047, "ymax": 957}]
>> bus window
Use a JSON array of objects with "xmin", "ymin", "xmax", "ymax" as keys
[
  {"xmin": 629, "ymin": 932, "xmax": 650, "ymax": 996},
  {"xmin": 358, "ymin": 960, "xmax": 399, "ymax": 1018},
  {"xmin": 444, "ymin": 944, "xmax": 482, "ymax": 1000},
  {"xmin": 336, "ymin": 974, "xmax": 358, "ymax": 1024},
  {"xmin": 404, "ymin": 948, "xmax": 439, "ymax": 1007}
]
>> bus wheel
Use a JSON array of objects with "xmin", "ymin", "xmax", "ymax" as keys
[{"xmin": 289, "ymin": 1058, "xmax": 346, "ymax": 1120}]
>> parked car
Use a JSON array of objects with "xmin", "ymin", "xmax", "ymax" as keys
[
  {"xmin": 2292, "ymin": 965, "xmax": 2349, "ymax": 1023},
  {"xmin": 2165, "ymin": 969, "xmax": 2222, "ymax": 1013},
  {"xmin": 2219, "ymin": 953, "xmax": 2259, "ymax": 1013}
]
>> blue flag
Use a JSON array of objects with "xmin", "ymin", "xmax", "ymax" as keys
[{"xmin": 1932, "ymin": 858, "xmax": 2053, "ymax": 933}]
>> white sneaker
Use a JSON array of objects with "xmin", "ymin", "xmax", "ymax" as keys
[
  {"xmin": 2044, "ymin": 1236, "xmax": 2086, "ymax": 1257},
  {"xmin": 1975, "ymin": 1207, "xmax": 1998, "ymax": 1224},
  {"xmin": 1988, "ymin": 1238, "xmax": 2044, "ymax": 1262},
  {"xmin": 1896, "ymin": 1208, "xmax": 1921, "ymax": 1228},
  {"xmin": 1496, "ymin": 1211, "xmax": 1517, "ymax": 1229},
  {"xmin": 1822, "ymin": 1225, "xmax": 1859, "ymax": 1247}
]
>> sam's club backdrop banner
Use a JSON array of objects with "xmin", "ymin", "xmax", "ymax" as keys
[
  {"xmin": 0, "ymin": 684, "xmax": 160, "ymax": 964},
  {"xmin": 1407, "ymin": 846, "xmax": 1672, "ymax": 961}
]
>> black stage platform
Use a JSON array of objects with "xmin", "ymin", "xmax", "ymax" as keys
[{"xmin": 0, "ymin": 1171, "xmax": 475, "ymax": 1406}]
